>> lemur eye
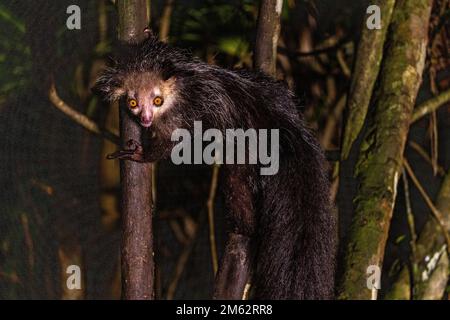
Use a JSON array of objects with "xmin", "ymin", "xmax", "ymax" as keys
[
  {"xmin": 128, "ymin": 99, "xmax": 138, "ymax": 108},
  {"xmin": 153, "ymin": 96, "xmax": 164, "ymax": 107}
]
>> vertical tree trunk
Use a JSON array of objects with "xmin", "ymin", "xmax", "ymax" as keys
[
  {"xmin": 336, "ymin": 0, "xmax": 396, "ymax": 276},
  {"xmin": 254, "ymin": 0, "xmax": 283, "ymax": 76},
  {"xmin": 117, "ymin": 0, "xmax": 154, "ymax": 300},
  {"xmin": 337, "ymin": 0, "xmax": 433, "ymax": 300},
  {"xmin": 340, "ymin": 0, "xmax": 396, "ymax": 160}
]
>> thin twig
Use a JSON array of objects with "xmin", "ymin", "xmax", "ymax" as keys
[
  {"xmin": 321, "ymin": 94, "xmax": 347, "ymax": 149},
  {"xmin": 207, "ymin": 164, "xmax": 221, "ymax": 275},
  {"xmin": 336, "ymin": 49, "xmax": 351, "ymax": 78},
  {"xmin": 330, "ymin": 175, "xmax": 339, "ymax": 202},
  {"xmin": 166, "ymin": 213, "xmax": 202, "ymax": 300},
  {"xmin": 430, "ymin": 111, "xmax": 439, "ymax": 175},
  {"xmin": 403, "ymin": 158, "xmax": 450, "ymax": 250},
  {"xmin": 20, "ymin": 213, "xmax": 35, "ymax": 272},
  {"xmin": 166, "ymin": 240, "xmax": 195, "ymax": 300},
  {"xmin": 166, "ymin": 163, "xmax": 222, "ymax": 298},
  {"xmin": 408, "ymin": 141, "xmax": 445, "ymax": 176},
  {"xmin": 48, "ymin": 81, "xmax": 120, "ymax": 145},
  {"xmin": 411, "ymin": 88, "xmax": 450, "ymax": 123},
  {"xmin": 401, "ymin": 169, "xmax": 418, "ymax": 274},
  {"xmin": 169, "ymin": 219, "xmax": 189, "ymax": 245},
  {"xmin": 159, "ymin": 0, "xmax": 175, "ymax": 42},
  {"xmin": 277, "ymin": 37, "xmax": 350, "ymax": 57}
]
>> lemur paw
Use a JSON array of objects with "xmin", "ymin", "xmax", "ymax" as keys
[
  {"xmin": 107, "ymin": 139, "xmax": 145, "ymax": 162},
  {"xmin": 125, "ymin": 139, "xmax": 142, "ymax": 150}
]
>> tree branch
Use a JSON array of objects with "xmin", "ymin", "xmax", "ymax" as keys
[
  {"xmin": 411, "ymin": 88, "xmax": 450, "ymax": 123},
  {"xmin": 254, "ymin": 0, "xmax": 283, "ymax": 76},
  {"xmin": 207, "ymin": 164, "xmax": 220, "ymax": 275},
  {"xmin": 403, "ymin": 159, "xmax": 450, "ymax": 250},
  {"xmin": 337, "ymin": 0, "xmax": 433, "ymax": 300},
  {"xmin": 48, "ymin": 82, "xmax": 120, "ymax": 145},
  {"xmin": 340, "ymin": 0, "xmax": 396, "ymax": 160},
  {"xmin": 386, "ymin": 168, "xmax": 450, "ymax": 300},
  {"xmin": 159, "ymin": 0, "xmax": 175, "ymax": 42},
  {"xmin": 408, "ymin": 141, "xmax": 445, "ymax": 176},
  {"xmin": 117, "ymin": 0, "xmax": 153, "ymax": 300},
  {"xmin": 402, "ymin": 168, "xmax": 418, "ymax": 276}
]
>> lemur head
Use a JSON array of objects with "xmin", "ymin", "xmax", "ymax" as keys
[
  {"xmin": 95, "ymin": 34, "xmax": 193, "ymax": 128},
  {"xmin": 119, "ymin": 72, "xmax": 177, "ymax": 127}
]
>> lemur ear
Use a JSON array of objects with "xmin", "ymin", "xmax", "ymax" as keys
[
  {"xmin": 161, "ymin": 61, "xmax": 195, "ymax": 81},
  {"xmin": 161, "ymin": 61, "xmax": 177, "ymax": 81},
  {"xmin": 93, "ymin": 68, "xmax": 125, "ymax": 101},
  {"xmin": 143, "ymin": 27, "xmax": 156, "ymax": 39}
]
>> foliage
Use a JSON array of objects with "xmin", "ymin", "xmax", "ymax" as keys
[{"xmin": 0, "ymin": 3, "xmax": 30, "ymax": 103}]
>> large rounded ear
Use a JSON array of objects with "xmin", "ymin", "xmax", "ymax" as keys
[
  {"xmin": 161, "ymin": 61, "xmax": 177, "ymax": 81},
  {"xmin": 143, "ymin": 27, "xmax": 157, "ymax": 40},
  {"xmin": 92, "ymin": 67, "xmax": 125, "ymax": 101},
  {"xmin": 161, "ymin": 61, "xmax": 196, "ymax": 81}
]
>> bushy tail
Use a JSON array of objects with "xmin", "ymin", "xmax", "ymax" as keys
[{"xmin": 253, "ymin": 131, "xmax": 336, "ymax": 299}]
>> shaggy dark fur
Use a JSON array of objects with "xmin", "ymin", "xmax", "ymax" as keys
[{"xmin": 96, "ymin": 34, "xmax": 336, "ymax": 299}]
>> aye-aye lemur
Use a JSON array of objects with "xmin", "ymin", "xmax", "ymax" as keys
[{"xmin": 95, "ymin": 32, "xmax": 336, "ymax": 300}]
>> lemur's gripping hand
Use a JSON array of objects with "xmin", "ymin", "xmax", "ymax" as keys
[{"xmin": 107, "ymin": 139, "xmax": 145, "ymax": 162}]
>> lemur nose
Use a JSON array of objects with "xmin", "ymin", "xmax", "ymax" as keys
[
  {"xmin": 140, "ymin": 109, "xmax": 153, "ymax": 127},
  {"xmin": 140, "ymin": 115, "xmax": 152, "ymax": 127}
]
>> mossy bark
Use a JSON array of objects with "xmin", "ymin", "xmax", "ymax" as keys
[
  {"xmin": 341, "ymin": 0, "xmax": 396, "ymax": 160},
  {"xmin": 386, "ymin": 171, "xmax": 450, "ymax": 300},
  {"xmin": 337, "ymin": 0, "xmax": 396, "ymax": 255},
  {"xmin": 337, "ymin": 0, "xmax": 433, "ymax": 300}
]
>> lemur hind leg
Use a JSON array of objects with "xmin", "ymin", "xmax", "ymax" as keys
[{"xmin": 213, "ymin": 165, "xmax": 258, "ymax": 300}]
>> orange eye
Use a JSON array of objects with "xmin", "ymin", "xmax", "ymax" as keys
[
  {"xmin": 128, "ymin": 99, "xmax": 138, "ymax": 108},
  {"xmin": 153, "ymin": 96, "xmax": 164, "ymax": 107}
]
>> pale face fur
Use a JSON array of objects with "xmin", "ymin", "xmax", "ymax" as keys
[{"xmin": 121, "ymin": 72, "xmax": 177, "ymax": 127}]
